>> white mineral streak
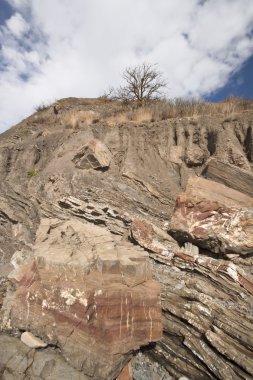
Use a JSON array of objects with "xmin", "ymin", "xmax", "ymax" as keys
[
  {"xmin": 26, "ymin": 292, "xmax": 30, "ymax": 320},
  {"xmin": 227, "ymin": 263, "xmax": 239, "ymax": 282},
  {"xmin": 196, "ymin": 303, "xmax": 211, "ymax": 317},
  {"xmin": 94, "ymin": 289, "xmax": 102, "ymax": 296},
  {"xmin": 10, "ymin": 250, "xmax": 27, "ymax": 269},
  {"xmin": 126, "ymin": 311, "xmax": 130, "ymax": 330},
  {"xmin": 152, "ymin": 239, "xmax": 166, "ymax": 251},
  {"xmin": 119, "ymin": 298, "xmax": 123, "ymax": 338},
  {"xmin": 149, "ymin": 307, "xmax": 153, "ymax": 342},
  {"xmin": 60, "ymin": 288, "xmax": 88, "ymax": 306}
]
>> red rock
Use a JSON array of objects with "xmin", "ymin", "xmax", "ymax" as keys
[
  {"xmin": 130, "ymin": 218, "xmax": 177, "ymax": 255},
  {"xmin": 4, "ymin": 218, "xmax": 162, "ymax": 380},
  {"xmin": 170, "ymin": 177, "xmax": 253, "ymax": 255},
  {"xmin": 117, "ymin": 363, "xmax": 132, "ymax": 380}
]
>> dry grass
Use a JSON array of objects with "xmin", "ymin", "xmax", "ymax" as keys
[
  {"xmin": 34, "ymin": 96, "xmax": 252, "ymax": 130},
  {"xmin": 105, "ymin": 112, "xmax": 128, "ymax": 127},
  {"xmin": 128, "ymin": 108, "xmax": 154, "ymax": 123},
  {"xmin": 64, "ymin": 110, "xmax": 100, "ymax": 128},
  {"xmin": 116, "ymin": 96, "xmax": 253, "ymax": 124}
]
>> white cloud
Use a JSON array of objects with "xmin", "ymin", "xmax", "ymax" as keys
[
  {"xmin": 0, "ymin": 0, "xmax": 253, "ymax": 131},
  {"xmin": 5, "ymin": 12, "xmax": 29, "ymax": 38}
]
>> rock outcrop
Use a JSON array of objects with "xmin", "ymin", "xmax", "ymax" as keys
[
  {"xmin": 0, "ymin": 98, "xmax": 253, "ymax": 379},
  {"xmin": 73, "ymin": 139, "xmax": 112, "ymax": 170},
  {"xmin": 0, "ymin": 335, "xmax": 91, "ymax": 379},
  {"xmin": 169, "ymin": 177, "xmax": 253, "ymax": 255},
  {"xmin": 203, "ymin": 158, "xmax": 253, "ymax": 198},
  {"xmin": 147, "ymin": 176, "xmax": 253, "ymax": 379},
  {"xmin": 2, "ymin": 218, "xmax": 162, "ymax": 379}
]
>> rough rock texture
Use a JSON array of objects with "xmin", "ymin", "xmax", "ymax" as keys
[
  {"xmin": 170, "ymin": 177, "xmax": 253, "ymax": 255},
  {"xmin": 0, "ymin": 98, "xmax": 253, "ymax": 379},
  {"xmin": 2, "ymin": 218, "xmax": 161, "ymax": 380},
  {"xmin": 0, "ymin": 334, "xmax": 91, "ymax": 379},
  {"xmin": 132, "ymin": 351, "xmax": 173, "ymax": 380},
  {"xmin": 73, "ymin": 139, "xmax": 112, "ymax": 170},
  {"xmin": 130, "ymin": 218, "xmax": 177, "ymax": 255},
  {"xmin": 203, "ymin": 158, "xmax": 253, "ymax": 198}
]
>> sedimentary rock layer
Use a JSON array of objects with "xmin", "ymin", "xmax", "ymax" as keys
[
  {"xmin": 0, "ymin": 99, "xmax": 253, "ymax": 379},
  {"xmin": 2, "ymin": 219, "xmax": 162, "ymax": 380}
]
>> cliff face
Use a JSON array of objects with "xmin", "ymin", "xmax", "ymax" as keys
[{"xmin": 0, "ymin": 98, "xmax": 253, "ymax": 380}]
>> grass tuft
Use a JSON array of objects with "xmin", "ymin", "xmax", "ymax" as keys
[{"xmin": 27, "ymin": 168, "xmax": 39, "ymax": 177}]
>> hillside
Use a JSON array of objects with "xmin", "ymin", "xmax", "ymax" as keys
[{"xmin": 0, "ymin": 98, "xmax": 253, "ymax": 380}]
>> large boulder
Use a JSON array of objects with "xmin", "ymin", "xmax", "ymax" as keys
[{"xmin": 2, "ymin": 218, "xmax": 162, "ymax": 380}]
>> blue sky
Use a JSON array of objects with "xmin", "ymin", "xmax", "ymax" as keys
[
  {"xmin": 0, "ymin": 0, "xmax": 253, "ymax": 131},
  {"xmin": 0, "ymin": 0, "xmax": 11, "ymax": 24},
  {"xmin": 207, "ymin": 54, "xmax": 253, "ymax": 101}
]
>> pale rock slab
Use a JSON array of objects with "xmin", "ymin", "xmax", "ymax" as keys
[{"xmin": 21, "ymin": 331, "xmax": 47, "ymax": 348}]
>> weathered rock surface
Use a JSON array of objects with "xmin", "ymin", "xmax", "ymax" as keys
[
  {"xmin": 73, "ymin": 139, "xmax": 112, "ymax": 170},
  {"xmin": 130, "ymin": 218, "xmax": 178, "ymax": 255},
  {"xmin": 170, "ymin": 177, "xmax": 253, "ymax": 255},
  {"xmin": 203, "ymin": 158, "xmax": 253, "ymax": 198},
  {"xmin": 0, "ymin": 98, "xmax": 253, "ymax": 379},
  {"xmin": 2, "ymin": 218, "xmax": 161, "ymax": 380},
  {"xmin": 146, "ymin": 249, "xmax": 253, "ymax": 379},
  {"xmin": 0, "ymin": 334, "xmax": 91, "ymax": 379}
]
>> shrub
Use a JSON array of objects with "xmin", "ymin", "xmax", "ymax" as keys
[
  {"xmin": 27, "ymin": 168, "xmax": 39, "ymax": 177},
  {"xmin": 35, "ymin": 103, "xmax": 50, "ymax": 112}
]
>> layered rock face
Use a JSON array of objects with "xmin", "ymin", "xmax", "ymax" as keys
[
  {"xmin": 2, "ymin": 219, "xmax": 161, "ymax": 379},
  {"xmin": 149, "ymin": 176, "xmax": 253, "ymax": 379},
  {"xmin": 0, "ymin": 98, "xmax": 253, "ymax": 379}
]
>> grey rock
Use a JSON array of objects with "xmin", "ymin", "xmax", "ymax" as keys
[
  {"xmin": 1, "ymin": 98, "xmax": 253, "ymax": 379},
  {"xmin": 202, "ymin": 158, "xmax": 253, "ymax": 198}
]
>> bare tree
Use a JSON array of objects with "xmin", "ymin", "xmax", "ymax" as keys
[{"xmin": 117, "ymin": 63, "xmax": 167, "ymax": 105}]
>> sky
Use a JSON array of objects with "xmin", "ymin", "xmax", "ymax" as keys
[{"xmin": 0, "ymin": 0, "xmax": 253, "ymax": 131}]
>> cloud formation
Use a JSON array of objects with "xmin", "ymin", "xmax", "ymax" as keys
[{"xmin": 0, "ymin": 0, "xmax": 253, "ymax": 131}]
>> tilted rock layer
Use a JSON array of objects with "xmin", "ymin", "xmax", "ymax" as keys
[{"xmin": 0, "ymin": 98, "xmax": 253, "ymax": 379}]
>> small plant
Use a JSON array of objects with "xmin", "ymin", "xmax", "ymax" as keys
[
  {"xmin": 98, "ymin": 87, "xmax": 115, "ymax": 102},
  {"xmin": 21, "ymin": 128, "xmax": 30, "ymax": 135},
  {"xmin": 33, "ymin": 116, "xmax": 47, "ymax": 124},
  {"xmin": 35, "ymin": 102, "xmax": 50, "ymax": 112},
  {"xmin": 27, "ymin": 168, "xmax": 39, "ymax": 178}
]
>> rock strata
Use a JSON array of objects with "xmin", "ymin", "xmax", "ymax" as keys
[
  {"xmin": 0, "ymin": 98, "xmax": 253, "ymax": 379},
  {"xmin": 2, "ymin": 218, "xmax": 162, "ymax": 380},
  {"xmin": 203, "ymin": 158, "xmax": 253, "ymax": 198}
]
